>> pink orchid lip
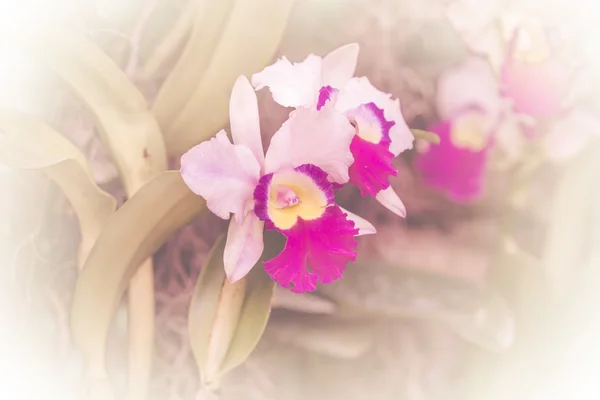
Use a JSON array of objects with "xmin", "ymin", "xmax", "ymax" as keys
[
  {"xmin": 264, "ymin": 205, "xmax": 358, "ymax": 293},
  {"xmin": 415, "ymin": 110, "xmax": 492, "ymax": 203},
  {"xmin": 346, "ymin": 103, "xmax": 397, "ymax": 197},
  {"xmin": 253, "ymin": 163, "xmax": 358, "ymax": 293},
  {"xmin": 318, "ymin": 85, "xmax": 398, "ymax": 197}
]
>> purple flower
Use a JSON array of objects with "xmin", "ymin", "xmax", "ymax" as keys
[{"xmin": 180, "ymin": 76, "xmax": 374, "ymax": 292}]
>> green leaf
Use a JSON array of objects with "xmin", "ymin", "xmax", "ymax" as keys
[
  {"xmin": 153, "ymin": 0, "xmax": 296, "ymax": 155},
  {"xmin": 541, "ymin": 145, "xmax": 600, "ymax": 297},
  {"xmin": 23, "ymin": 27, "xmax": 170, "ymax": 398},
  {"xmin": 141, "ymin": 0, "xmax": 199, "ymax": 79},
  {"xmin": 152, "ymin": 0, "xmax": 235, "ymax": 130},
  {"xmin": 189, "ymin": 232, "xmax": 278, "ymax": 387},
  {"xmin": 0, "ymin": 110, "xmax": 116, "ymax": 263},
  {"xmin": 22, "ymin": 27, "xmax": 167, "ymax": 193},
  {"xmin": 319, "ymin": 261, "xmax": 513, "ymax": 352},
  {"xmin": 411, "ymin": 129, "xmax": 441, "ymax": 144},
  {"xmin": 70, "ymin": 171, "xmax": 206, "ymax": 380}
]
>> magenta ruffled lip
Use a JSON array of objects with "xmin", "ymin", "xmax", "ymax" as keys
[
  {"xmin": 346, "ymin": 102, "xmax": 397, "ymax": 197},
  {"xmin": 263, "ymin": 204, "xmax": 358, "ymax": 293},
  {"xmin": 251, "ymin": 163, "xmax": 358, "ymax": 293},
  {"xmin": 317, "ymin": 85, "xmax": 399, "ymax": 198},
  {"xmin": 415, "ymin": 116, "xmax": 491, "ymax": 203}
]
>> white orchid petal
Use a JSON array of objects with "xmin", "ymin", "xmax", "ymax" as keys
[
  {"xmin": 376, "ymin": 186, "xmax": 407, "ymax": 218},
  {"xmin": 544, "ymin": 110, "xmax": 600, "ymax": 161},
  {"xmin": 265, "ymin": 104, "xmax": 355, "ymax": 184},
  {"xmin": 229, "ymin": 75, "xmax": 265, "ymax": 168},
  {"xmin": 321, "ymin": 43, "xmax": 360, "ymax": 89},
  {"xmin": 436, "ymin": 57, "xmax": 501, "ymax": 125},
  {"xmin": 224, "ymin": 213, "xmax": 265, "ymax": 282},
  {"xmin": 180, "ymin": 130, "xmax": 259, "ymax": 221},
  {"xmin": 335, "ymin": 77, "xmax": 414, "ymax": 156},
  {"xmin": 252, "ymin": 54, "xmax": 322, "ymax": 108},
  {"xmin": 340, "ymin": 207, "xmax": 376, "ymax": 236}
]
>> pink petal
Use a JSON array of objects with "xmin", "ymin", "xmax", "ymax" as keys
[
  {"xmin": 346, "ymin": 103, "xmax": 397, "ymax": 197},
  {"xmin": 264, "ymin": 105, "xmax": 355, "ymax": 184},
  {"xmin": 415, "ymin": 119, "xmax": 490, "ymax": 203},
  {"xmin": 229, "ymin": 76, "xmax": 265, "ymax": 168},
  {"xmin": 321, "ymin": 43, "xmax": 360, "ymax": 89},
  {"xmin": 180, "ymin": 130, "xmax": 260, "ymax": 221},
  {"xmin": 252, "ymin": 54, "xmax": 322, "ymax": 108},
  {"xmin": 334, "ymin": 77, "xmax": 414, "ymax": 156},
  {"xmin": 264, "ymin": 205, "xmax": 358, "ymax": 293},
  {"xmin": 224, "ymin": 212, "xmax": 265, "ymax": 282},
  {"xmin": 494, "ymin": 113, "xmax": 528, "ymax": 160},
  {"xmin": 436, "ymin": 57, "xmax": 501, "ymax": 125},
  {"xmin": 501, "ymin": 30, "xmax": 572, "ymax": 118},
  {"xmin": 375, "ymin": 186, "xmax": 407, "ymax": 217},
  {"xmin": 253, "ymin": 164, "xmax": 358, "ymax": 292},
  {"xmin": 339, "ymin": 207, "xmax": 376, "ymax": 236}
]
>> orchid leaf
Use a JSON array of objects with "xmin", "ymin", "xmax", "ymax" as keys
[
  {"xmin": 189, "ymin": 232, "xmax": 279, "ymax": 387},
  {"xmin": 318, "ymin": 261, "xmax": 514, "ymax": 352},
  {"xmin": 0, "ymin": 110, "xmax": 115, "ymax": 263},
  {"xmin": 411, "ymin": 129, "xmax": 441, "ymax": 144},
  {"xmin": 141, "ymin": 0, "xmax": 199, "ymax": 79},
  {"xmin": 23, "ymin": 27, "xmax": 170, "ymax": 398},
  {"xmin": 70, "ymin": 171, "xmax": 206, "ymax": 384},
  {"xmin": 152, "ymin": 0, "xmax": 235, "ymax": 129},
  {"xmin": 153, "ymin": 0, "xmax": 296, "ymax": 155},
  {"xmin": 22, "ymin": 26, "xmax": 167, "ymax": 193},
  {"xmin": 542, "ymin": 144, "xmax": 600, "ymax": 297}
]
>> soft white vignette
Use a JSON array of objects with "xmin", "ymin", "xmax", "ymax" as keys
[{"xmin": 0, "ymin": 0, "xmax": 598, "ymax": 399}]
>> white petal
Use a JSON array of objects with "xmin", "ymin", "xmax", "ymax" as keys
[
  {"xmin": 494, "ymin": 112, "xmax": 528, "ymax": 161},
  {"xmin": 229, "ymin": 76, "xmax": 265, "ymax": 168},
  {"xmin": 339, "ymin": 207, "xmax": 376, "ymax": 236},
  {"xmin": 180, "ymin": 130, "xmax": 260, "ymax": 221},
  {"xmin": 252, "ymin": 54, "xmax": 322, "ymax": 108},
  {"xmin": 436, "ymin": 57, "xmax": 501, "ymax": 126},
  {"xmin": 544, "ymin": 110, "xmax": 600, "ymax": 161},
  {"xmin": 321, "ymin": 43, "xmax": 360, "ymax": 89},
  {"xmin": 224, "ymin": 213, "xmax": 265, "ymax": 282},
  {"xmin": 335, "ymin": 77, "xmax": 414, "ymax": 156},
  {"xmin": 265, "ymin": 104, "xmax": 355, "ymax": 184},
  {"xmin": 376, "ymin": 186, "xmax": 407, "ymax": 217}
]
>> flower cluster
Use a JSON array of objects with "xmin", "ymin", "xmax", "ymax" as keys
[
  {"xmin": 416, "ymin": 1, "xmax": 600, "ymax": 202},
  {"xmin": 180, "ymin": 44, "xmax": 414, "ymax": 293}
]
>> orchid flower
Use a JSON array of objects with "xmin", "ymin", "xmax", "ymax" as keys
[
  {"xmin": 416, "ymin": 57, "xmax": 504, "ymax": 202},
  {"xmin": 180, "ymin": 76, "xmax": 375, "ymax": 293},
  {"xmin": 252, "ymin": 44, "xmax": 414, "ymax": 217},
  {"xmin": 447, "ymin": 1, "xmax": 574, "ymax": 119}
]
